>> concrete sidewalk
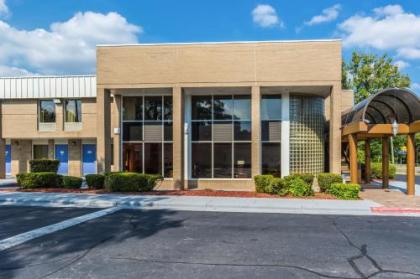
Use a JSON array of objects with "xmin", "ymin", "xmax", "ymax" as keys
[{"xmin": 0, "ymin": 191, "xmax": 399, "ymax": 216}]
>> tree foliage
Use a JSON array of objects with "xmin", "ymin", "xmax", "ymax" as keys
[{"xmin": 343, "ymin": 52, "xmax": 410, "ymax": 103}]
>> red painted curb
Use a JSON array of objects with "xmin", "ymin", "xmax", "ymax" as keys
[{"xmin": 371, "ymin": 207, "xmax": 420, "ymax": 214}]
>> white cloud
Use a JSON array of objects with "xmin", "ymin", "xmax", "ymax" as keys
[
  {"xmin": 0, "ymin": 65, "xmax": 34, "ymax": 76},
  {"xmin": 305, "ymin": 4, "xmax": 341, "ymax": 26},
  {"xmin": 412, "ymin": 82, "xmax": 420, "ymax": 91},
  {"xmin": 252, "ymin": 4, "xmax": 283, "ymax": 28},
  {"xmin": 394, "ymin": 60, "xmax": 410, "ymax": 70},
  {"xmin": 0, "ymin": 0, "xmax": 9, "ymax": 17},
  {"xmin": 338, "ymin": 5, "xmax": 420, "ymax": 60},
  {"xmin": 0, "ymin": 11, "xmax": 141, "ymax": 75}
]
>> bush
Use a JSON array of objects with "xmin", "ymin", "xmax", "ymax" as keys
[
  {"xmin": 328, "ymin": 183, "xmax": 361, "ymax": 200},
  {"xmin": 29, "ymin": 159, "xmax": 60, "ymax": 173},
  {"xmin": 85, "ymin": 174, "xmax": 105, "ymax": 189},
  {"xmin": 254, "ymin": 175, "xmax": 274, "ymax": 193},
  {"xmin": 371, "ymin": 163, "xmax": 396, "ymax": 179},
  {"xmin": 62, "ymin": 176, "xmax": 83, "ymax": 189},
  {"xmin": 16, "ymin": 172, "xmax": 62, "ymax": 189},
  {"xmin": 317, "ymin": 173, "xmax": 343, "ymax": 192},
  {"xmin": 285, "ymin": 177, "xmax": 313, "ymax": 197},
  {"xmin": 288, "ymin": 173, "xmax": 315, "ymax": 186},
  {"xmin": 104, "ymin": 172, "xmax": 163, "ymax": 192}
]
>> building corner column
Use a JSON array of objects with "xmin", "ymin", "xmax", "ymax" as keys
[
  {"xmin": 48, "ymin": 139, "xmax": 55, "ymax": 159},
  {"xmin": 281, "ymin": 91, "xmax": 290, "ymax": 177},
  {"xmin": 96, "ymin": 87, "xmax": 112, "ymax": 173},
  {"xmin": 329, "ymin": 83, "xmax": 342, "ymax": 174},
  {"xmin": 251, "ymin": 85, "xmax": 261, "ymax": 178},
  {"xmin": 172, "ymin": 86, "xmax": 184, "ymax": 190},
  {"xmin": 0, "ymin": 102, "xmax": 5, "ymax": 178},
  {"xmin": 112, "ymin": 94, "xmax": 122, "ymax": 171}
]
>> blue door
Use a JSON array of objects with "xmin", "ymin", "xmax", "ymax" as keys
[
  {"xmin": 5, "ymin": 145, "xmax": 11, "ymax": 176},
  {"xmin": 55, "ymin": 145, "xmax": 68, "ymax": 175},
  {"xmin": 83, "ymin": 144, "xmax": 96, "ymax": 175}
]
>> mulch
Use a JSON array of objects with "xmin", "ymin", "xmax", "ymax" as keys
[{"xmin": 14, "ymin": 188, "xmax": 337, "ymax": 199}]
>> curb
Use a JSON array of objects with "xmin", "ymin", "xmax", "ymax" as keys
[{"xmin": 371, "ymin": 207, "xmax": 420, "ymax": 215}]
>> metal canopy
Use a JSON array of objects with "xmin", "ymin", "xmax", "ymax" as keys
[{"xmin": 342, "ymin": 88, "xmax": 420, "ymax": 126}]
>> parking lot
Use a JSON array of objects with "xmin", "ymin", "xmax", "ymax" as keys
[{"xmin": 1, "ymin": 205, "xmax": 420, "ymax": 279}]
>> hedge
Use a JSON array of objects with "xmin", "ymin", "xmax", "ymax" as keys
[
  {"xmin": 328, "ymin": 183, "xmax": 360, "ymax": 200},
  {"xmin": 317, "ymin": 173, "xmax": 343, "ymax": 192},
  {"xmin": 288, "ymin": 173, "xmax": 315, "ymax": 186},
  {"xmin": 371, "ymin": 163, "xmax": 396, "ymax": 179},
  {"xmin": 254, "ymin": 175, "xmax": 274, "ymax": 193},
  {"xmin": 284, "ymin": 177, "xmax": 313, "ymax": 197},
  {"xmin": 62, "ymin": 176, "xmax": 83, "ymax": 189},
  {"xmin": 104, "ymin": 172, "xmax": 163, "ymax": 192},
  {"xmin": 85, "ymin": 174, "xmax": 105, "ymax": 189},
  {"xmin": 29, "ymin": 159, "xmax": 60, "ymax": 173},
  {"xmin": 17, "ymin": 172, "xmax": 62, "ymax": 189}
]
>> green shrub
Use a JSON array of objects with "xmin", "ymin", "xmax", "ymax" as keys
[
  {"xmin": 16, "ymin": 172, "xmax": 62, "ymax": 189},
  {"xmin": 104, "ymin": 172, "xmax": 162, "ymax": 192},
  {"xmin": 254, "ymin": 175, "xmax": 274, "ymax": 193},
  {"xmin": 289, "ymin": 173, "xmax": 315, "ymax": 186},
  {"xmin": 285, "ymin": 177, "xmax": 314, "ymax": 197},
  {"xmin": 272, "ymin": 178, "xmax": 288, "ymax": 196},
  {"xmin": 29, "ymin": 159, "xmax": 60, "ymax": 173},
  {"xmin": 62, "ymin": 176, "xmax": 83, "ymax": 189},
  {"xmin": 328, "ymin": 183, "xmax": 361, "ymax": 200},
  {"xmin": 371, "ymin": 163, "xmax": 396, "ymax": 179},
  {"xmin": 85, "ymin": 174, "xmax": 105, "ymax": 189},
  {"xmin": 317, "ymin": 173, "xmax": 343, "ymax": 192}
]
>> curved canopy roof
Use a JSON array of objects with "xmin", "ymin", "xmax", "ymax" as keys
[{"xmin": 342, "ymin": 88, "xmax": 420, "ymax": 126}]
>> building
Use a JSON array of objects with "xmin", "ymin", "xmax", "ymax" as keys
[{"xmin": 0, "ymin": 39, "xmax": 351, "ymax": 191}]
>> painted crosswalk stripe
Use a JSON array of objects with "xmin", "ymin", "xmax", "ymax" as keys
[{"xmin": 0, "ymin": 207, "xmax": 121, "ymax": 251}]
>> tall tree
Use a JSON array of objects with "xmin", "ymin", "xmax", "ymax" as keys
[{"xmin": 344, "ymin": 52, "xmax": 410, "ymax": 103}]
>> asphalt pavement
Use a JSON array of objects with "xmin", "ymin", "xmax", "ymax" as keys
[{"xmin": 1, "ymin": 206, "xmax": 420, "ymax": 279}]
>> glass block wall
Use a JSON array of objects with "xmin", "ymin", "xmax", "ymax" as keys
[{"xmin": 289, "ymin": 95, "xmax": 325, "ymax": 174}]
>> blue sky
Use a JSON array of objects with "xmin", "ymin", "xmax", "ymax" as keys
[{"xmin": 0, "ymin": 0, "xmax": 419, "ymax": 91}]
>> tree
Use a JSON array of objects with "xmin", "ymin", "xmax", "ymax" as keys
[{"xmin": 344, "ymin": 52, "xmax": 410, "ymax": 103}]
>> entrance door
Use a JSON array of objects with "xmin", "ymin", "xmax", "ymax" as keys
[
  {"xmin": 55, "ymin": 145, "xmax": 68, "ymax": 175},
  {"xmin": 5, "ymin": 144, "xmax": 11, "ymax": 176},
  {"xmin": 82, "ymin": 144, "xmax": 96, "ymax": 175}
]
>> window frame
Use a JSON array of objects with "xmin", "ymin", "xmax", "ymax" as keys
[
  {"xmin": 64, "ymin": 99, "xmax": 82, "ymax": 123},
  {"xmin": 38, "ymin": 100, "xmax": 56, "ymax": 123}
]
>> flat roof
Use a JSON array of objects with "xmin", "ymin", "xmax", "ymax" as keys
[{"xmin": 97, "ymin": 39, "xmax": 341, "ymax": 47}]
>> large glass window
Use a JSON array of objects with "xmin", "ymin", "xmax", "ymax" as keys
[
  {"xmin": 261, "ymin": 94, "xmax": 282, "ymax": 176},
  {"xmin": 122, "ymin": 95, "xmax": 172, "ymax": 177},
  {"xmin": 33, "ymin": 145, "xmax": 49, "ymax": 159},
  {"xmin": 191, "ymin": 94, "xmax": 251, "ymax": 179},
  {"xmin": 39, "ymin": 100, "xmax": 55, "ymax": 123},
  {"xmin": 64, "ymin": 100, "xmax": 82, "ymax": 122}
]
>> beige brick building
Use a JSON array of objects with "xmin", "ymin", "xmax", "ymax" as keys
[{"xmin": 0, "ymin": 40, "xmax": 352, "ymax": 191}]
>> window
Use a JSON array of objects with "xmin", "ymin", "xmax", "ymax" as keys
[
  {"xmin": 261, "ymin": 95, "xmax": 282, "ymax": 176},
  {"xmin": 33, "ymin": 145, "xmax": 49, "ymax": 159},
  {"xmin": 122, "ymin": 95, "xmax": 172, "ymax": 177},
  {"xmin": 191, "ymin": 94, "xmax": 251, "ymax": 179},
  {"xmin": 64, "ymin": 100, "xmax": 82, "ymax": 122},
  {"xmin": 39, "ymin": 100, "xmax": 55, "ymax": 123}
]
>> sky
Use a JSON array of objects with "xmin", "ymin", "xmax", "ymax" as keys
[{"xmin": 0, "ymin": 0, "xmax": 419, "ymax": 91}]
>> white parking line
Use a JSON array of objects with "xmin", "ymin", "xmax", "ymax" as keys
[{"xmin": 0, "ymin": 207, "xmax": 121, "ymax": 251}]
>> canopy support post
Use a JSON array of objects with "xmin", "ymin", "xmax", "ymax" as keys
[
  {"xmin": 349, "ymin": 134, "xmax": 358, "ymax": 184},
  {"xmin": 382, "ymin": 137, "xmax": 389, "ymax": 189},
  {"xmin": 365, "ymin": 139, "xmax": 371, "ymax": 183},
  {"xmin": 407, "ymin": 133, "xmax": 416, "ymax": 196}
]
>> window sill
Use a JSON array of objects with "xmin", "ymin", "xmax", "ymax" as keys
[
  {"xmin": 64, "ymin": 122, "xmax": 83, "ymax": 131},
  {"xmin": 38, "ymin": 123, "xmax": 56, "ymax": 132}
]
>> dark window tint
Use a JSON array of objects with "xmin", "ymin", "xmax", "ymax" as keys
[
  {"xmin": 123, "ymin": 97, "xmax": 143, "ymax": 120},
  {"xmin": 123, "ymin": 123, "xmax": 143, "ymax": 141},
  {"xmin": 164, "ymin": 143, "xmax": 173, "ymax": 178},
  {"xmin": 144, "ymin": 96, "xmax": 162, "ymax": 120},
  {"xmin": 164, "ymin": 121, "xmax": 173, "ymax": 141},
  {"xmin": 64, "ymin": 100, "xmax": 82, "ymax": 122},
  {"xmin": 123, "ymin": 143, "xmax": 143, "ymax": 172},
  {"xmin": 234, "ymin": 143, "xmax": 251, "ymax": 178},
  {"xmin": 33, "ymin": 145, "xmax": 49, "ymax": 159},
  {"xmin": 234, "ymin": 121, "xmax": 251, "ymax": 141},
  {"xmin": 144, "ymin": 143, "xmax": 162, "ymax": 174},
  {"xmin": 213, "ymin": 95, "xmax": 233, "ymax": 120},
  {"xmin": 164, "ymin": 96, "xmax": 173, "ymax": 120},
  {"xmin": 192, "ymin": 121, "xmax": 212, "ymax": 141},
  {"xmin": 261, "ymin": 95, "xmax": 282, "ymax": 120},
  {"xmin": 192, "ymin": 96, "xmax": 212, "ymax": 120},
  {"xmin": 261, "ymin": 120, "xmax": 281, "ymax": 142},
  {"xmin": 233, "ymin": 95, "xmax": 251, "ymax": 120},
  {"xmin": 39, "ymin": 100, "xmax": 55, "ymax": 123},
  {"xmin": 262, "ymin": 143, "xmax": 281, "ymax": 177},
  {"xmin": 192, "ymin": 143, "xmax": 212, "ymax": 178},
  {"xmin": 213, "ymin": 143, "xmax": 232, "ymax": 178}
]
